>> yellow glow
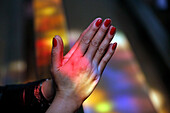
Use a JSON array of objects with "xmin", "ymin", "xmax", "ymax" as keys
[
  {"xmin": 95, "ymin": 101, "xmax": 113, "ymax": 112},
  {"xmin": 45, "ymin": 29, "xmax": 68, "ymax": 46},
  {"xmin": 33, "ymin": 0, "xmax": 69, "ymax": 68},
  {"xmin": 83, "ymin": 89, "xmax": 107, "ymax": 107},
  {"xmin": 37, "ymin": 7, "xmax": 57, "ymax": 16},
  {"xmin": 149, "ymin": 89, "xmax": 163, "ymax": 111},
  {"xmin": 83, "ymin": 89, "xmax": 115, "ymax": 112}
]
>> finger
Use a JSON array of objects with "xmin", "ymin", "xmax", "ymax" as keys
[
  {"xmin": 93, "ymin": 26, "xmax": 116, "ymax": 65},
  {"xmin": 84, "ymin": 18, "xmax": 111, "ymax": 61},
  {"xmin": 98, "ymin": 42, "xmax": 117, "ymax": 75},
  {"xmin": 64, "ymin": 19, "xmax": 96, "ymax": 59},
  {"xmin": 51, "ymin": 35, "xmax": 64, "ymax": 69},
  {"xmin": 71, "ymin": 18, "xmax": 102, "ymax": 58}
]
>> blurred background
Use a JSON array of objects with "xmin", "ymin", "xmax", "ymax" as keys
[{"xmin": 0, "ymin": 0, "xmax": 169, "ymax": 113}]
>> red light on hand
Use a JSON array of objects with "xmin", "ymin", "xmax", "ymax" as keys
[{"xmin": 50, "ymin": 18, "xmax": 117, "ymax": 106}]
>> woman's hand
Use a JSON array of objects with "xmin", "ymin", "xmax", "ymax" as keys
[
  {"xmin": 41, "ymin": 19, "xmax": 95, "ymax": 101},
  {"xmin": 46, "ymin": 18, "xmax": 117, "ymax": 113}
]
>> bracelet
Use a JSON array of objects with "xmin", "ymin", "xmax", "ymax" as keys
[{"xmin": 34, "ymin": 79, "xmax": 51, "ymax": 107}]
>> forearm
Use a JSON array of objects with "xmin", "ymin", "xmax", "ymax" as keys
[{"xmin": 0, "ymin": 79, "xmax": 50, "ymax": 113}]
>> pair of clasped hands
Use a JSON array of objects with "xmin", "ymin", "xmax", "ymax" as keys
[{"xmin": 42, "ymin": 18, "xmax": 117, "ymax": 113}]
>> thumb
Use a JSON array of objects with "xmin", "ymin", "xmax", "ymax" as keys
[{"xmin": 51, "ymin": 35, "xmax": 64, "ymax": 69}]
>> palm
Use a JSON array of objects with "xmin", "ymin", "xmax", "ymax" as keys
[{"xmin": 51, "ymin": 18, "xmax": 117, "ymax": 104}]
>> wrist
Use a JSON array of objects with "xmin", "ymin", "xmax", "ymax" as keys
[
  {"xmin": 56, "ymin": 91, "xmax": 82, "ymax": 109},
  {"xmin": 46, "ymin": 95, "xmax": 81, "ymax": 113},
  {"xmin": 54, "ymin": 93, "xmax": 81, "ymax": 112}
]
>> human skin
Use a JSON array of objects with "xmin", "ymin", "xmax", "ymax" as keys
[{"xmin": 42, "ymin": 18, "xmax": 117, "ymax": 113}]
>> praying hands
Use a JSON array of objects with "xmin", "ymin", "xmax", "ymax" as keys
[{"xmin": 44, "ymin": 18, "xmax": 117, "ymax": 113}]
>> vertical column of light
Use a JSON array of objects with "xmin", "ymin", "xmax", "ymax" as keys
[{"xmin": 33, "ymin": 0, "xmax": 68, "ymax": 78}]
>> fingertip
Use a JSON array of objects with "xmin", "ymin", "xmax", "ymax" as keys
[
  {"xmin": 96, "ymin": 17, "xmax": 102, "ymax": 21},
  {"xmin": 53, "ymin": 37, "xmax": 57, "ymax": 48},
  {"xmin": 95, "ymin": 18, "xmax": 103, "ymax": 27},
  {"xmin": 94, "ymin": 17, "xmax": 102, "ymax": 22},
  {"xmin": 54, "ymin": 35, "xmax": 61, "ymax": 43},
  {"xmin": 110, "ymin": 25, "xmax": 116, "ymax": 36},
  {"xmin": 54, "ymin": 35, "xmax": 61, "ymax": 39},
  {"xmin": 105, "ymin": 18, "xmax": 112, "ymax": 23},
  {"xmin": 51, "ymin": 35, "xmax": 63, "ymax": 68},
  {"xmin": 112, "ymin": 42, "xmax": 117, "ymax": 51},
  {"xmin": 53, "ymin": 35, "xmax": 64, "ymax": 48},
  {"xmin": 104, "ymin": 18, "xmax": 111, "ymax": 27}
]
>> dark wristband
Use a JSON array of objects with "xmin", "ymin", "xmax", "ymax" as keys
[{"xmin": 34, "ymin": 79, "xmax": 52, "ymax": 107}]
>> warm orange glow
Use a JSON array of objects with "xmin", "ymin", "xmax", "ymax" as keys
[
  {"xmin": 33, "ymin": 0, "xmax": 68, "ymax": 68},
  {"xmin": 35, "ymin": 39, "xmax": 52, "ymax": 66},
  {"xmin": 84, "ymin": 89, "xmax": 107, "ymax": 106},
  {"xmin": 36, "ymin": 6, "xmax": 57, "ymax": 16},
  {"xmin": 83, "ymin": 89, "xmax": 115, "ymax": 113},
  {"xmin": 45, "ymin": 29, "xmax": 68, "ymax": 45}
]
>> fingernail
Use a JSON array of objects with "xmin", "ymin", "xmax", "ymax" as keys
[
  {"xmin": 53, "ymin": 38, "xmax": 57, "ymax": 47},
  {"xmin": 104, "ymin": 19, "xmax": 111, "ymax": 27},
  {"xmin": 110, "ymin": 26, "xmax": 116, "ymax": 35},
  {"xmin": 95, "ymin": 19, "xmax": 102, "ymax": 27},
  {"xmin": 112, "ymin": 42, "xmax": 117, "ymax": 50}
]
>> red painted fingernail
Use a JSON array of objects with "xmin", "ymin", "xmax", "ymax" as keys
[
  {"xmin": 110, "ymin": 26, "xmax": 116, "ymax": 35},
  {"xmin": 112, "ymin": 42, "xmax": 117, "ymax": 50},
  {"xmin": 53, "ymin": 38, "xmax": 57, "ymax": 47},
  {"xmin": 95, "ymin": 19, "xmax": 102, "ymax": 27},
  {"xmin": 104, "ymin": 19, "xmax": 111, "ymax": 27}
]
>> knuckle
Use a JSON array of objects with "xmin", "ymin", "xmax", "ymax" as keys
[
  {"xmin": 106, "ymin": 35, "xmax": 112, "ymax": 40},
  {"xmin": 94, "ymin": 75, "xmax": 100, "ymax": 81},
  {"xmin": 91, "ymin": 39, "xmax": 99, "ymax": 47},
  {"xmin": 82, "ymin": 36, "xmax": 90, "ymax": 44},
  {"xmin": 109, "ymin": 52, "xmax": 112, "ymax": 56},
  {"xmin": 91, "ymin": 26, "xmax": 97, "ymax": 32},
  {"xmin": 102, "ymin": 59, "xmax": 108, "ymax": 64},
  {"xmin": 98, "ymin": 47, "xmax": 105, "ymax": 55},
  {"xmin": 100, "ymin": 27, "xmax": 106, "ymax": 33},
  {"xmin": 107, "ymin": 50, "xmax": 113, "ymax": 56},
  {"xmin": 109, "ymin": 48, "xmax": 114, "ymax": 54},
  {"xmin": 52, "ymin": 49, "xmax": 57, "ymax": 56}
]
